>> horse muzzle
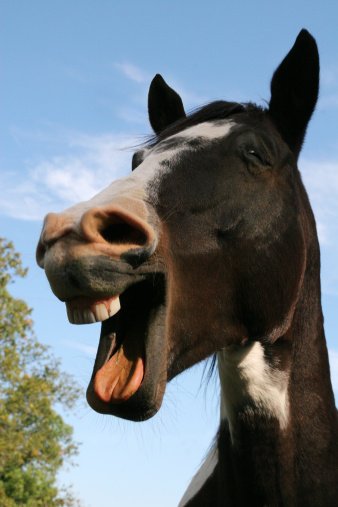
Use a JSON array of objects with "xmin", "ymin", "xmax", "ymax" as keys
[{"xmin": 36, "ymin": 197, "xmax": 160, "ymax": 303}]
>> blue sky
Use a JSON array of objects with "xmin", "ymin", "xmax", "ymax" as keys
[{"xmin": 1, "ymin": 2, "xmax": 338, "ymax": 506}]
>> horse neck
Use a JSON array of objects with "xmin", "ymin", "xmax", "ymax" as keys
[{"xmin": 216, "ymin": 241, "xmax": 338, "ymax": 504}]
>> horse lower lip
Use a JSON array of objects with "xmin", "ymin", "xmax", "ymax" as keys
[{"xmin": 66, "ymin": 296, "xmax": 121, "ymax": 324}]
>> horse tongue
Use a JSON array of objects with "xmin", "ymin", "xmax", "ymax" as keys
[{"xmin": 93, "ymin": 335, "xmax": 144, "ymax": 404}]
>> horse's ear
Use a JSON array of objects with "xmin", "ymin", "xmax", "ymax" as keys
[
  {"xmin": 269, "ymin": 29, "xmax": 319, "ymax": 158},
  {"xmin": 148, "ymin": 74, "xmax": 186, "ymax": 134}
]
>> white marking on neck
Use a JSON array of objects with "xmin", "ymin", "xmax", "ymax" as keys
[
  {"xmin": 178, "ymin": 444, "xmax": 218, "ymax": 507},
  {"xmin": 218, "ymin": 342, "xmax": 289, "ymax": 443}
]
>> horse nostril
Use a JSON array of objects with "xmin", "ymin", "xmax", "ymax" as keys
[
  {"xmin": 99, "ymin": 222, "xmax": 148, "ymax": 247},
  {"xmin": 97, "ymin": 215, "xmax": 156, "ymax": 268},
  {"xmin": 80, "ymin": 205, "xmax": 158, "ymax": 267}
]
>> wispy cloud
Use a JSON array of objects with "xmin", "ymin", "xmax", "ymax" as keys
[
  {"xmin": 114, "ymin": 63, "xmax": 208, "ymax": 110},
  {"xmin": 0, "ymin": 131, "xmax": 136, "ymax": 220},
  {"xmin": 115, "ymin": 62, "xmax": 151, "ymax": 83},
  {"xmin": 64, "ymin": 340, "xmax": 97, "ymax": 358}
]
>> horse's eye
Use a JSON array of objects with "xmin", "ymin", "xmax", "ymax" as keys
[
  {"xmin": 246, "ymin": 150, "xmax": 264, "ymax": 163},
  {"xmin": 242, "ymin": 147, "xmax": 271, "ymax": 175}
]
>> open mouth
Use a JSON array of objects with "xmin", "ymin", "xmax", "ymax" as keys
[{"xmin": 67, "ymin": 274, "xmax": 168, "ymax": 421}]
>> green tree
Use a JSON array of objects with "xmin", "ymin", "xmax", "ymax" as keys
[{"xmin": 0, "ymin": 238, "xmax": 83, "ymax": 506}]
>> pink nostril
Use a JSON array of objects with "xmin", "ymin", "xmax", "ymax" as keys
[{"xmin": 81, "ymin": 206, "xmax": 157, "ymax": 265}]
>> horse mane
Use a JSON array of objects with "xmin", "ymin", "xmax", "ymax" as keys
[{"xmin": 146, "ymin": 101, "xmax": 265, "ymax": 146}]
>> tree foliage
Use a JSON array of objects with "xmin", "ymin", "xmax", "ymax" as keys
[{"xmin": 0, "ymin": 238, "xmax": 83, "ymax": 506}]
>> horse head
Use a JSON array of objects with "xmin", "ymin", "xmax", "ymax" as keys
[{"xmin": 36, "ymin": 30, "xmax": 319, "ymax": 423}]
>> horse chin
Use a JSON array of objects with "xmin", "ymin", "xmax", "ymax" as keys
[{"xmin": 86, "ymin": 276, "xmax": 168, "ymax": 421}]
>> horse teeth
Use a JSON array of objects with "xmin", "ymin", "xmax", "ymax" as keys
[
  {"xmin": 66, "ymin": 297, "xmax": 121, "ymax": 325},
  {"xmin": 73, "ymin": 308, "xmax": 84, "ymax": 325},
  {"xmin": 93, "ymin": 303, "xmax": 109, "ymax": 322},
  {"xmin": 66, "ymin": 303, "xmax": 74, "ymax": 324},
  {"xmin": 72, "ymin": 308, "xmax": 79, "ymax": 324},
  {"xmin": 109, "ymin": 297, "xmax": 121, "ymax": 317},
  {"xmin": 83, "ymin": 308, "xmax": 96, "ymax": 324}
]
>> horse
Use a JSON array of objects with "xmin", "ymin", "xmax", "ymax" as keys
[{"xmin": 36, "ymin": 29, "xmax": 338, "ymax": 506}]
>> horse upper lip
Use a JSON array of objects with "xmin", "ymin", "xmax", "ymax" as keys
[{"xmin": 43, "ymin": 249, "xmax": 163, "ymax": 302}]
